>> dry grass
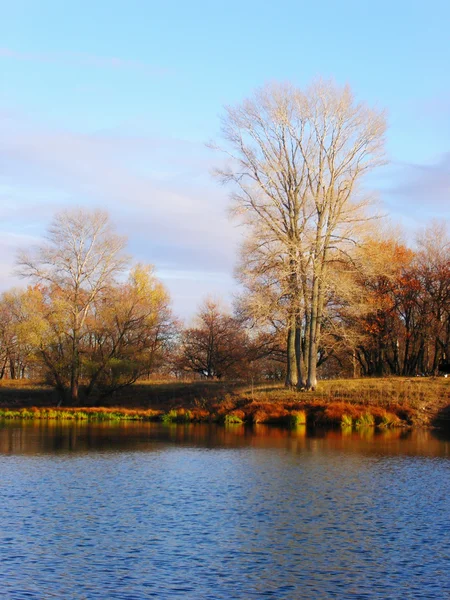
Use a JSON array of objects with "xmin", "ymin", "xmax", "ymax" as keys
[{"xmin": 0, "ymin": 376, "xmax": 449, "ymax": 428}]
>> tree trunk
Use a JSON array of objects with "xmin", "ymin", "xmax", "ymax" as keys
[
  {"xmin": 9, "ymin": 357, "xmax": 16, "ymax": 380},
  {"xmin": 70, "ymin": 337, "xmax": 79, "ymax": 403},
  {"xmin": 285, "ymin": 316, "xmax": 298, "ymax": 388},
  {"xmin": 0, "ymin": 357, "xmax": 7, "ymax": 379},
  {"xmin": 295, "ymin": 322, "xmax": 305, "ymax": 389},
  {"xmin": 431, "ymin": 337, "xmax": 441, "ymax": 374},
  {"xmin": 306, "ymin": 274, "xmax": 320, "ymax": 390},
  {"xmin": 71, "ymin": 379, "xmax": 79, "ymax": 403},
  {"xmin": 402, "ymin": 329, "xmax": 410, "ymax": 376}
]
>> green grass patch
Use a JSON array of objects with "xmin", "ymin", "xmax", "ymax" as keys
[
  {"xmin": 161, "ymin": 408, "xmax": 193, "ymax": 423},
  {"xmin": 223, "ymin": 412, "xmax": 244, "ymax": 425},
  {"xmin": 355, "ymin": 412, "xmax": 375, "ymax": 429},
  {"xmin": 341, "ymin": 414, "xmax": 353, "ymax": 428},
  {"xmin": 288, "ymin": 410, "xmax": 307, "ymax": 427},
  {"xmin": 0, "ymin": 406, "xmax": 161, "ymax": 422}
]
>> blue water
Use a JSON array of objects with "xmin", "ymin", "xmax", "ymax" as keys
[{"xmin": 0, "ymin": 423, "xmax": 449, "ymax": 599}]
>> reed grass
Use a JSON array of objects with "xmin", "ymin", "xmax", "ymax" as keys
[
  {"xmin": 355, "ymin": 412, "xmax": 375, "ymax": 429},
  {"xmin": 341, "ymin": 414, "xmax": 353, "ymax": 428}
]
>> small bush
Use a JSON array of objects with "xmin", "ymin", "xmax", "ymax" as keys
[
  {"xmin": 355, "ymin": 412, "xmax": 375, "ymax": 429},
  {"xmin": 250, "ymin": 406, "xmax": 289, "ymax": 424},
  {"xmin": 189, "ymin": 408, "xmax": 211, "ymax": 422},
  {"xmin": 341, "ymin": 414, "xmax": 353, "ymax": 428},
  {"xmin": 379, "ymin": 412, "xmax": 401, "ymax": 428},
  {"xmin": 288, "ymin": 410, "xmax": 307, "ymax": 427},
  {"xmin": 176, "ymin": 408, "xmax": 193, "ymax": 422},
  {"xmin": 223, "ymin": 412, "xmax": 244, "ymax": 425},
  {"xmin": 161, "ymin": 408, "xmax": 193, "ymax": 423},
  {"xmin": 161, "ymin": 409, "xmax": 179, "ymax": 423}
]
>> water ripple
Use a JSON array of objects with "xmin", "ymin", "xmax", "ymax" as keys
[{"xmin": 0, "ymin": 423, "xmax": 449, "ymax": 598}]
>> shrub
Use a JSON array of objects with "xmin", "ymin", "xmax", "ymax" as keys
[
  {"xmin": 355, "ymin": 412, "xmax": 375, "ymax": 428},
  {"xmin": 223, "ymin": 412, "xmax": 244, "ymax": 425},
  {"xmin": 161, "ymin": 408, "xmax": 192, "ymax": 423},
  {"xmin": 288, "ymin": 410, "xmax": 307, "ymax": 427},
  {"xmin": 379, "ymin": 412, "xmax": 401, "ymax": 428},
  {"xmin": 250, "ymin": 406, "xmax": 289, "ymax": 424},
  {"xmin": 161, "ymin": 409, "xmax": 179, "ymax": 423},
  {"xmin": 341, "ymin": 414, "xmax": 353, "ymax": 428},
  {"xmin": 176, "ymin": 408, "xmax": 192, "ymax": 423}
]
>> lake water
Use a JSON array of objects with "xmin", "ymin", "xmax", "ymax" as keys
[{"xmin": 0, "ymin": 422, "xmax": 449, "ymax": 599}]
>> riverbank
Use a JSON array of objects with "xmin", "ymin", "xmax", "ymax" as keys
[{"xmin": 0, "ymin": 377, "xmax": 449, "ymax": 429}]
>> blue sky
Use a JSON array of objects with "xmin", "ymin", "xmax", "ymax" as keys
[{"xmin": 1, "ymin": 0, "xmax": 449, "ymax": 318}]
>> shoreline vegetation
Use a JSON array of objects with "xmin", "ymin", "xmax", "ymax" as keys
[{"xmin": 0, "ymin": 377, "xmax": 449, "ymax": 430}]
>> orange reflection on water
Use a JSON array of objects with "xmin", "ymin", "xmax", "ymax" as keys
[{"xmin": 0, "ymin": 421, "xmax": 448, "ymax": 457}]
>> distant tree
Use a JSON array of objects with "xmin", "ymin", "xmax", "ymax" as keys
[
  {"xmin": 16, "ymin": 208, "xmax": 128, "ymax": 402},
  {"xmin": 415, "ymin": 222, "xmax": 450, "ymax": 374},
  {"xmin": 0, "ymin": 287, "xmax": 42, "ymax": 379},
  {"xmin": 177, "ymin": 299, "xmax": 249, "ymax": 379},
  {"xmin": 341, "ymin": 238, "xmax": 425, "ymax": 376}
]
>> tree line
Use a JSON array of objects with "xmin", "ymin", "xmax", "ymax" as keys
[
  {"xmin": 1, "ymin": 78, "xmax": 449, "ymax": 401},
  {"xmin": 1, "ymin": 211, "xmax": 449, "ymax": 400}
]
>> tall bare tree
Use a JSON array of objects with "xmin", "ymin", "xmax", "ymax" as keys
[
  {"xmin": 214, "ymin": 79, "xmax": 386, "ymax": 389},
  {"xmin": 16, "ymin": 208, "xmax": 129, "ymax": 401}
]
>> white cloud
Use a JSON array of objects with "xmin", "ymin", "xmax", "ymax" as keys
[
  {"xmin": 0, "ymin": 47, "xmax": 168, "ymax": 75},
  {"xmin": 383, "ymin": 153, "xmax": 450, "ymax": 214},
  {"xmin": 0, "ymin": 113, "xmax": 244, "ymax": 317}
]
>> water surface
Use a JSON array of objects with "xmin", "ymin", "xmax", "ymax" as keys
[{"xmin": 0, "ymin": 422, "xmax": 449, "ymax": 599}]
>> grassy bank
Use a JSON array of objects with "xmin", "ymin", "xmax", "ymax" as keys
[
  {"xmin": 0, "ymin": 403, "xmax": 404, "ymax": 430},
  {"xmin": 0, "ymin": 377, "xmax": 449, "ymax": 429},
  {"xmin": 0, "ymin": 407, "xmax": 161, "ymax": 422}
]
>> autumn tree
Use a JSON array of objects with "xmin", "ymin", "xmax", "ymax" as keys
[
  {"xmin": 0, "ymin": 287, "xmax": 43, "ymax": 379},
  {"xmin": 214, "ymin": 79, "xmax": 386, "ymax": 388},
  {"xmin": 84, "ymin": 264, "xmax": 176, "ymax": 396},
  {"xmin": 341, "ymin": 239, "xmax": 412, "ymax": 376},
  {"xmin": 340, "ymin": 237, "xmax": 433, "ymax": 377},
  {"xmin": 177, "ymin": 299, "xmax": 249, "ymax": 379},
  {"xmin": 415, "ymin": 222, "xmax": 450, "ymax": 373},
  {"xmin": 16, "ymin": 208, "xmax": 128, "ymax": 401}
]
